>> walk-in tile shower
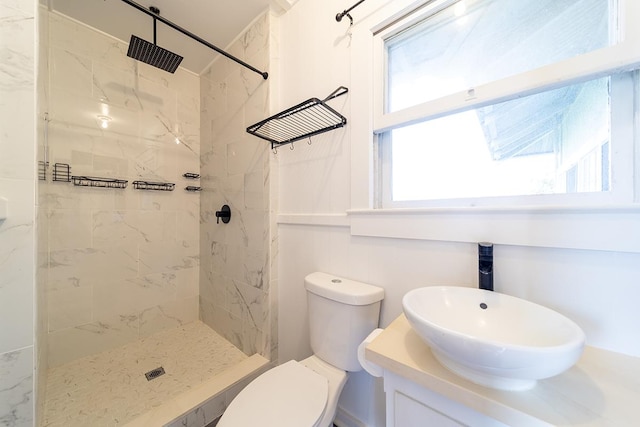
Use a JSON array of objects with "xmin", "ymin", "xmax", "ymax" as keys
[{"xmin": 35, "ymin": 6, "xmax": 277, "ymax": 426}]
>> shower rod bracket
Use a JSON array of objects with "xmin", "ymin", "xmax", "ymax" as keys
[
  {"xmin": 336, "ymin": 0, "xmax": 366, "ymax": 25},
  {"xmin": 120, "ymin": 0, "xmax": 268, "ymax": 79},
  {"xmin": 150, "ymin": 6, "xmax": 159, "ymax": 44}
]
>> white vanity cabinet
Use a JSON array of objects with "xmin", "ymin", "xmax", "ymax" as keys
[
  {"xmin": 383, "ymin": 371, "xmax": 508, "ymax": 427},
  {"xmin": 365, "ymin": 315, "xmax": 640, "ymax": 427}
]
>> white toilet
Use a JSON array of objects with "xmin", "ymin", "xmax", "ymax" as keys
[{"xmin": 218, "ymin": 272, "xmax": 384, "ymax": 427}]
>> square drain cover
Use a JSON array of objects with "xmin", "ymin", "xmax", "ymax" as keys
[{"xmin": 145, "ymin": 367, "xmax": 166, "ymax": 381}]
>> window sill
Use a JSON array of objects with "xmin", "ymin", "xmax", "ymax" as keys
[{"xmin": 346, "ymin": 205, "xmax": 640, "ymax": 253}]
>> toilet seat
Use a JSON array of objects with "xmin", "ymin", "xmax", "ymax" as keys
[{"xmin": 217, "ymin": 360, "xmax": 329, "ymax": 427}]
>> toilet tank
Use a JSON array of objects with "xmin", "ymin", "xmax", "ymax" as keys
[{"xmin": 305, "ymin": 272, "xmax": 384, "ymax": 372}]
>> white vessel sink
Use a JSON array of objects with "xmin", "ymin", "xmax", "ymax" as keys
[{"xmin": 402, "ymin": 286, "xmax": 585, "ymax": 390}]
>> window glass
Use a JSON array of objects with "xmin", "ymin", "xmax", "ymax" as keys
[
  {"xmin": 385, "ymin": 77, "xmax": 611, "ymax": 202},
  {"xmin": 386, "ymin": 0, "xmax": 613, "ymax": 113}
]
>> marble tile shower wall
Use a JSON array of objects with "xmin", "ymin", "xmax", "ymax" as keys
[
  {"xmin": 37, "ymin": 4, "xmax": 50, "ymax": 425},
  {"xmin": 0, "ymin": 0, "xmax": 37, "ymax": 425},
  {"xmin": 199, "ymin": 12, "xmax": 276, "ymax": 358},
  {"xmin": 44, "ymin": 12, "xmax": 201, "ymax": 367}
]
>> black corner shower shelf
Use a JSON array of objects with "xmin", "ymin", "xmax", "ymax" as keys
[
  {"xmin": 132, "ymin": 180, "xmax": 175, "ymax": 191},
  {"xmin": 38, "ymin": 161, "xmax": 48, "ymax": 181},
  {"xmin": 53, "ymin": 163, "xmax": 71, "ymax": 182},
  {"xmin": 72, "ymin": 175, "xmax": 128, "ymax": 189},
  {"xmin": 246, "ymin": 86, "xmax": 348, "ymax": 149}
]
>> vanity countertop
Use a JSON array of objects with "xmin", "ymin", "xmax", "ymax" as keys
[{"xmin": 365, "ymin": 314, "xmax": 640, "ymax": 427}]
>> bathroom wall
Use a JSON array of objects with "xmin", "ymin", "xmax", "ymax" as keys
[
  {"xmin": 0, "ymin": 0, "xmax": 37, "ymax": 424},
  {"xmin": 36, "ymin": 2, "xmax": 50, "ymax": 424},
  {"xmin": 43, "ymin": 11, "xmax": 201, "ymax": 367},
  {"xmin": 274, "ymin": 0, "xmax": 640, "ymax": 426},
  {"xmin": 199, "ymin": 11, "xmax": 278, "ymax": 360}
]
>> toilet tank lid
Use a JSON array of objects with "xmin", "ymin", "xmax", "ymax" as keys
[{"xmin": 305, "ymin": 272, "xmax": 384, "ymax": 305}]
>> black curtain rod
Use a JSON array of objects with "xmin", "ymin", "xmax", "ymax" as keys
[
  {"xmin": 120, "ymin": 0, "xmax": 268, "ymax": 79},
  {"xmin": 336, "ymin": 0, "xmax": 366, "ymax": 24}
]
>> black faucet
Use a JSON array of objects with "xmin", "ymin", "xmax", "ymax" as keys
[{"xmin": 478, "ymin": 242, "xmax": 493, "ymax": 291}]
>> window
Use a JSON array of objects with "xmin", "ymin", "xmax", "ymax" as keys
[
  {"xmin": 374, "ymin": 0, "xmax": 638, "ymax": 208},
  {"xmin": 385, "ymin": 0, "xmax": 613, "ymax": 112},
  {"xmin": 381, "ymin": 76, "xmax": 617, "ymax": 203}
]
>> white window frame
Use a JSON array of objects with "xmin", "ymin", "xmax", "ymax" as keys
[
  {"xmin": 375, "ymin": 0, "xmax": 636, "ymax": 208},
  {"xmin": 378, "ymin": 74, "xmax": 635, "ymax": 209},
  {"xmin": 346, "ymin": 0, "xmax": 640, "ymax": 253}
]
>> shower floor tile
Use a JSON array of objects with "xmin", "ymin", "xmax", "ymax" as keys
[{"xmin": 42, "ymin": 321, "xmax": 248, "ymax": 427}]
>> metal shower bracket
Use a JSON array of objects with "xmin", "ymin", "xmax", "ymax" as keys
[
  {"xmin": 120, "ymin": 0, "xmax": 268, "ymax": 79},
  {"xmin": 336, "ymin": 0, "xmax": 366, "ymax": 26},
  {"xmin": 149, "ymin": 6, "xmax": 160, "ymax": 43}
]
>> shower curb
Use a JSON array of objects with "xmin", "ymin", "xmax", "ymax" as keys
[{"xmin": 125, "ymin": 354, "xmax": 270, "ymax": 427}]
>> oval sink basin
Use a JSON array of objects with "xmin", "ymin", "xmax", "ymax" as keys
[{"xmin": 402, "ymin": 286, "xmax": 585, "ymax": 391}]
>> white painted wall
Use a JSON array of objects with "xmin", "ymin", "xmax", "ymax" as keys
[{"xmin": 275, "ymin": 0, "xmax": 640, "ymax": 425}]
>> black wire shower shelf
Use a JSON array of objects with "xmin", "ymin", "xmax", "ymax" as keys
[
  {"xmin": 132, "ymin": 180, "xmax": 175, "ymax": 191},
  {"xmin": 53, "ymin": 163, "xmax": 71, "ymax": 182},
  {"xmin": 38, "ymin": 161, "xmax": 48, "ymax": 181},
  {"xmin": 246, "ymin": 86, "xmax": 348, "ymax": 150},
  {"xmin": 72, "ymin": 176, "xmax": 128, "ymax": 189}
]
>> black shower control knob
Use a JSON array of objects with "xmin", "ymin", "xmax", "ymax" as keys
[{"xmin": 215, "ymin": 205, "xmax": 231, "ymax": 224}]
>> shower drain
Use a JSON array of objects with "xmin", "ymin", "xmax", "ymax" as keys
[{"xmin": 145, "ymin": 367, "xmax": 166, "ymax": 381}]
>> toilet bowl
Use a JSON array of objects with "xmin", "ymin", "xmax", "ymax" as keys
[{"xmin": 218, "ymin": 272, "xmax": 384, "ymax": 427}]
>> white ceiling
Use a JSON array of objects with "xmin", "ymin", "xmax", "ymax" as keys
[{"xmin": 48, "ymin": 0, "xmax": 297, "ymax": 75}]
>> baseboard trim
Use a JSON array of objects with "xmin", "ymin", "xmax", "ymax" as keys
[{"xmin": 333, "ymin": 406, "xmax": 367, "ymax": 427}]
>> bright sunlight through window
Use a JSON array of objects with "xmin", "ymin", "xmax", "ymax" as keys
[{"xmin": 379, "ymin": 0, "xmax": 622, "ymax": 207}]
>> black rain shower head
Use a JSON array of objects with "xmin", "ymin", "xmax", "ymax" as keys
[
  {"xmin": 120, "ymin": 0, "xmax": 268, "ymax": 79},
  {"xmin": 127, "ymin": 34, "xmax": 183, "ymax": 73},
  {"xmin": 126, "ymin": 6, "xmax": 183, "ymax": 74}
]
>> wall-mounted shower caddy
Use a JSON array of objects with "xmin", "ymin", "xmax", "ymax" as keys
[
  {"xmin": 53, "ymin": 163, "xmax": 72, "ymax": 182},
  {"xmin": 246, "ymin": 86, "xmax": 349, "ymax": 151},
  {"xmin": 72, "ymin": 176, "xmax": 128, "ymax": 189},
  {"xmin": 183, "ymin": 172, "xmax": 202, "ymax": 192},
  {"xmin": 133, "ymin": 181, "xmax": 175, "ymax": 191},
  {"xmin": 38, "ymin": 161, "xmax": 48, "ymax": 181},
  {"xmin": 35, "ymin": 162, "xmax": 194, "ymax": 193}
]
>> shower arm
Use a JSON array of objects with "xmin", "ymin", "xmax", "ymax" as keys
[
  {"xmin": 150, "ymin": 6, "xmax": 158, "ymax": 45},
  {"xmin": 120, "ymin": 0, "xmax": 268, "ymax": 80}
]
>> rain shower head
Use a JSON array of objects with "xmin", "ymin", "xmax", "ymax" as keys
[
  {"xmin": 120, "ymin": 0, "xmax": 268, "ymax": 79},
  {"xmin": 127, "ymin": 34, "xmax": 183, "ymax": 73},
  {"xmin": 126, "ymin": 6, "xmax": 183, "ymax": 74}
]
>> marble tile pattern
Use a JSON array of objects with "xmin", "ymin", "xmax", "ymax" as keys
[
  {"xmin": 37, "ymin": 6, "xmax": 51, "ymax": 425},
  {"xmin": 0, "ymin": 0, "xmax": 37, "ymax": 425},
  {"xmin": 0, "ymin": 348, "xmax": 34, "ymax": 427},
  {"xmin": 42, "ymin": 321, "xmax": 247, "ymax": 427},
  {"xmin": 199, "ymin": 11, "xmax": 277, "ymax": 359},
  {"xmin": 42, "ymin": 11, "xmax": 201, "ymax": 366}
]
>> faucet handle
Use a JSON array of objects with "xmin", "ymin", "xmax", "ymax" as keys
[
  {"xmin": 215, "ymin": 204, "xmax": 231, "ymax": 224},
  {"xmin": 478, "ymin": 242, "xmax": 494, "ymax": 291}
]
